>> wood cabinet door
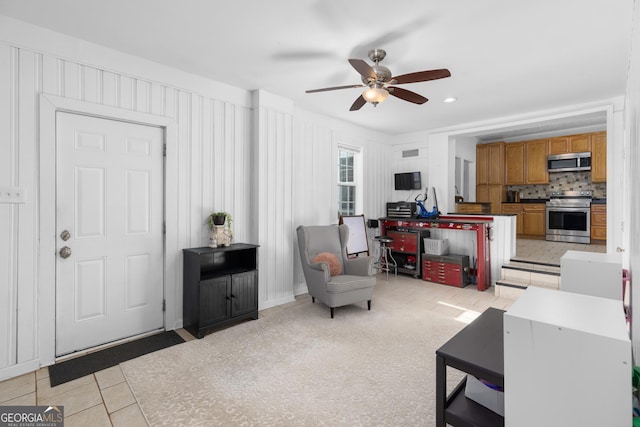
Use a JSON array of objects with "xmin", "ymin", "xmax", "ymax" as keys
[
  {"xmin": 548, "ymin": 137, "xmax": 569, "ymax": 155},
  {"xmin": 569, "ymin": 134, "xmax": 591, "ymax": 153},
  {"xmin": 502, "ymin": 204, "xmax": 524, "ymax": 234},
  {"xmin": 505, "ymin": 142, "xmax": 525, "ymax": 185},
  {"xmin": 488, "ymin": 184, "xmax": 504, "ymax": 214},
  {"xmin": 476, "ymin": 144, "xmax": 489, "ymax": 185},
  {"xmin": 476, "ymin": 185, "xmax": 489, "ymax": 203},
  {"xmin": 591, "ymin": 132, "xmax": 607, "ymax": 183},
  {"xmin": 523, "ymin": 205, "xmax": 546, "ymax": 236},
  {"xmin": 487, "ymin": 142, "xmax": 505, "ymax": 185},
  {"xmin": 525, "ymin": 140, "xmax": 549, "ymax": 184}
]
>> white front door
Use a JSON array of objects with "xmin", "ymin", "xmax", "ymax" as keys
[{"xmin": 55, "ymin": 112, "xmax": 164, "ymax": 356}]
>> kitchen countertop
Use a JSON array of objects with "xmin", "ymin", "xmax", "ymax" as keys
[{"xmin": 503, "ymin": 199, "xmax": 548, "ymax": 204}]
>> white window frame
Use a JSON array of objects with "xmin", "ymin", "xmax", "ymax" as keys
[{"xmin": 337, "ymin": 145, "xmax": 363, "ymax": 217}]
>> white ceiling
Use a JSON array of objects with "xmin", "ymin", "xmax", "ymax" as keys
[{"xmin": 0, "ymin": 0, "xmax": 633, "ymax": 135}]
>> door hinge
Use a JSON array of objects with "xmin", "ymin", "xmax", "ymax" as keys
[
  {"xmin": 163, "ymin": 221, "xmax": 166, "ymax": 234},
  {"xmin": 163, "ymin": 143, "xmax": 167, "ymax": 157},
  {"xmin": 162, "ymin": 299, "xmax": 166, "ymax": 312}
]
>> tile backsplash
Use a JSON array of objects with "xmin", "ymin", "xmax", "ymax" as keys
[{"xmin": 507, "ymin": 171, "xmax": 606, "ymax": 199}]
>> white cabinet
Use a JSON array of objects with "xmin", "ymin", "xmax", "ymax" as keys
[
  {"xmin": 504, "ymin": 287, "xmax": 631, "ymax": 427},
  {"xmin": 560, "ymin": 250, "xmax": 622, "ymax": 300}
]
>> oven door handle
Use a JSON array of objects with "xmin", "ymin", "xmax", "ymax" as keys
[{"xmin": 546, "ymin": 207, "xmax": 590, "ymax": 213}]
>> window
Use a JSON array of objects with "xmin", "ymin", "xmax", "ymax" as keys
[{"xmin": 338, "ymin": 147, "xmax": 358, "ymax": 216}]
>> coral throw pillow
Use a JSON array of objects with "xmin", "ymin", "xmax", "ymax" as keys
[{"xmin": 312, "ymin": 252, "xmax": 342, "ymax": 276}]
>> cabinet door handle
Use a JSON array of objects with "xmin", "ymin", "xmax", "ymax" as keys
[
  {"xmin": 225, "ymin": 296, "xmax": 231, "ymax": 300},
  {"xmin": 230, "ymin": 294, "xmax": 236, "ymax": 299}
]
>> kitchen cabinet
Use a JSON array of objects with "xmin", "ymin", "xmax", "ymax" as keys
[
  {"xmin": 387, "ymin": 229, "xmax": 430, "ymax": 277},
  {"xmin": 591, "ymin": 131, "xmax": 607, "ymax": 183},
  {"xmin": 476, "ymin": 184, "xmax": 504, "ymax": 214},
  {"xmin": 501, "ymin": 203, "xmax": 545, "ymax": 236},
  {"xmin": 525, "ymin": 139, "xmax": 549, "ymax": 184},
  {"xmin": 455, "ymin": 202, "xmax": 491, "ymax": 214},
  {"xmin": 548, "ymin": 134, "xmax": 591, "ymax": 154},
  {"xmin": 504, "ymin": 140, "xmax": 548, "ymax": 185},
  {"xmin": 476, "ymin": 141, "xmax": 505, "ymax": 185},
  {"xmin": 591, "ymin": 204, "xmax": 606, "ymax": 241},
  {"xmin": 522, "ymin": 203, "xmax": 545, "ymax": 235},
  {"xmin": 476, "ymin": 142, "xmax": 505, "ymax": 214},
  {"xmin": 183, "ymin": 244, "xmax": 259, "ymax": 338},
  {"xmin": 422, "ymin": 254, "xmax": 470, "ymax": 287},
  {"xmin": 502, "ymin": 204, "xmax": 524, "ymax": 235},
  {"xmin": 504, "ymin": 142, "xmax": 525, "ymax": 185}
]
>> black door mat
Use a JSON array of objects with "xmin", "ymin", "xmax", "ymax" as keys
[{"xmin": 48, "ymin": 331, "xmax": 185, "ymax": 387}]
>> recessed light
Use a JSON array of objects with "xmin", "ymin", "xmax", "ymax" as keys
[{"xmin": 443, "ymin": 97, "xmax": 457, "ymax": 103}]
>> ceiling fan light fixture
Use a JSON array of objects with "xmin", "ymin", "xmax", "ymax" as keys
[{"xmin": 363, "ymin": 86, "xmax": 389, "ymax": 105}]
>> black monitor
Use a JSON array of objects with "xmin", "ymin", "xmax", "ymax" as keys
[{"xmin": 394, "ymin": 172, "xmax": 421, "ymax": 190}]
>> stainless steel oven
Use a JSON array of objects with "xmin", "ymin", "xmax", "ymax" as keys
[{"xmin": 545, "ymin": 191, "xmax": 591, "ymax": 244}]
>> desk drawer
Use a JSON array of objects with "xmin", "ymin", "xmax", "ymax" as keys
[{"xmin": 387, "ymin": 231, "xmax": 418, "ymax": 253}]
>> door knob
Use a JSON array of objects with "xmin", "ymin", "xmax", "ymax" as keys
[
  {"xmin": 60, "ymin": 230, "xmax": 71, "ymax": 241},
  {"xmin": 59, "ymin": 246, "xmax": 72, "ymax": 259}
]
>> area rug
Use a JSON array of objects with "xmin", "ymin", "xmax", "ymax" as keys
[
  {"xmin": 122, "ymin": 283, "xmax": 469, "ymax": 426},
  {"xmin": 49, "ymin": 331, "xmax": 184, "ymax": 386}
]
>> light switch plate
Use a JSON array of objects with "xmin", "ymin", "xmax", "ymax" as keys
[{"xmin": 0, "ymin": 186, "xmax": 27, "ymax": 204}]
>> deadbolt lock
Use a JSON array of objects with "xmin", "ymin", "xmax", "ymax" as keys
[{"xmin": 60, "ymin": 230, "xmax": 71, "ymax": 241}]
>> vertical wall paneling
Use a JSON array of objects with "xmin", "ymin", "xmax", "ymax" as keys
[
  {"xmin": 119, "ymin": 75, "xmax": 134, "ymax": 110},
  {"xmin": 101, "ymin": 71, "xmax": 117, "ymax": 107},
  {"xmin": 63, "ymin": 60, "xmax": 80, "ymax": 100},
  {"xmin": 82, "ymin": 65, "xmax": 100, "ymax": 104},
  {"xmin": 190, "ymin": 94, "xmax": 202, "ymax": 246},
  {"xmin": 200, "ymin": 98, "xmax": 213, "ymax": 242},
  {"xmin": 0, "ymin": 44, "xmax": 16, "ymax": 370},
  {"xmin": 252, "ymin": 91, "xmax": 295, "ymax": 309},
  {"xmin": 136, "ymin": 79, "xmax": 151, "ymax": 113},
  {"xmin": 41, "ymin": 55, "xmax": 58, "ymax": 96},
  {"xmin": 17, "ymin": 49, "xmax": 38, "ymax": 362}
]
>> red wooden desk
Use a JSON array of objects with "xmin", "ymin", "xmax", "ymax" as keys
[{"xmin": 380, "ymin": 215, "xmax": 492, "ymax": 291}]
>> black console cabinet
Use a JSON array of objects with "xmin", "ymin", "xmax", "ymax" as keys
[{"xmin": 183, "ymin": 244, "xmax": 259, "ymax": 338}]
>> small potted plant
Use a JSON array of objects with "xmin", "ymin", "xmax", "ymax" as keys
[
  {"xmin": 207, "ymin": 212, "xmax": 232, "ymax": 229},
  {"xmin": 206, "ymin": 212, "xmax": 233, "ymax": 247}
]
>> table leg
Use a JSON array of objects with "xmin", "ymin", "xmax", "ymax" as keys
[{"xmin": 436, "ymin": 354, "xmax": 446, "ymax": 427}]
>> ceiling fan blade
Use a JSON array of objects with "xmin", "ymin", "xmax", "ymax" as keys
[
  {"xmin": 306, "ymin": 84, "xmax": 364, "ymax": 93},
  {"xmin": 348, "ymin": 59, "xmax": 376, "ymax": 80},
  {"xmin": 392, "ymin": 69, "xmax": 451, "ymax": 84},
  {"xmin": 388, "ymin": 87, "xmax": 428, "ymax": 104},
  {"xmin": 350, "ymin": 95, "xmax": 367, "ymax": 111}
]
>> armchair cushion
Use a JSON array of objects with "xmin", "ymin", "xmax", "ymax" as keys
[
  {"xmin": 312, "ymin": 252, "xmax": 342, "ymax": 276},
  {"xmin": 326, "ymin": 274, "xmax": 377, "ymax": 293}
]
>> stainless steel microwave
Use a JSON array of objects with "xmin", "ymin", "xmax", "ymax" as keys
[{"xmin": 547, "ymin": 152, "xmax": 591, "ymax": 172}]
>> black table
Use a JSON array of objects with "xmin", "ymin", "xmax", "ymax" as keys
[{"xmin": 435, "ymin": 307, "xmax": 505, "ymax": 427}]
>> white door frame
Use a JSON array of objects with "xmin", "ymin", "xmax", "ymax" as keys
[{"xmin": 39, "ymin": 94, "xmax": 179, "ymax": 366}]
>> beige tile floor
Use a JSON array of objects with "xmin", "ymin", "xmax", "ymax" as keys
[
  {"xmin": 515, "ymin": 237, "xmax": 606, "ymax": 265},
  {"xmin": 0, "ymin": 239, "xmax": 595, "ymax": 426}
]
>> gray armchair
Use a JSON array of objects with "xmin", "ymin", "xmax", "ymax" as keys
[{"xmin": 296, "ymin": 224, "xmax": 376, "ymax": 318}]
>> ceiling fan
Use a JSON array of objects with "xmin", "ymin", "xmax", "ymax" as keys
[{"xmin": 305, "ymin": 49, "xmax": 451, "ymax": 111}]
